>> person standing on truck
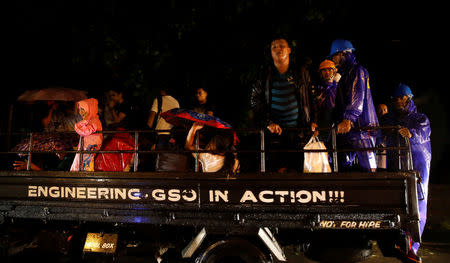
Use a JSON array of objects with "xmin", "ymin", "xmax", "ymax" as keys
[
  {"xmin": 250, "ymin": 37, "xmax": 313, "ymax": 173},
  {"xmin": 328, "ymin": 39, "xmax": 378, "ymax": 172},
  {"xmin": 192, "ymin": 86, "xmax": 216, "ymax": 116},
  {"xmin": 311, "ymin": 59, "xmax": 340, "ymax": 137},
  {"xmin": 70, "ymin": 98, "xmax": 103, "ymax": 171},
  {"xmin": 147, "ymin": 87, "xmax": 183, "ymax": 171},
  {"xmin": 380, "ymin": 84, "xmax": 431, "ymax": 262}
]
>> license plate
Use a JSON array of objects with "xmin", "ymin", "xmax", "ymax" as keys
[{"xmin": 83, "ymin": 233, "xmax": 118, "ymax": 253}]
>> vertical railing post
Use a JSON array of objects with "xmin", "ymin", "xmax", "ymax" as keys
[
  {"xmin": 194, "ymin": 132, "xmax": 199, "ymax": 172},
  {"xmin": 404, "ymin": 137, "xmax": 414, "ymax": 171},
  {"xmin": 27, "ymin": 132, "xmax": 33, "ymax": 171},
  {"xmin": 78, "ymin": 136, "xmax": 83, "ymax": 171},
  {"xmin": 331, "ymin": 127, "xmax": 338, "ymax": 172},
  {"xmin": 260, "ymin": 129, "xmax": 265, "ymax": 173},
  {"xmin": 134, "ymin": 131, "xmax": 139, "ymax": 172},
  {"xmin": 396, "ymin": 127, "xmax": 402, "ymax": 171}
]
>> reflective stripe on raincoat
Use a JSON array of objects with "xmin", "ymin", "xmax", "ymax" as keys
[{"xmin": 335, "ymin": 52, "xmax": 379, "ymax": 140}]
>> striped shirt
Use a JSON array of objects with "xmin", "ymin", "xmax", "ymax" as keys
[{"xmin": 271, "ymin": 70, "xmax": 298, "ymax": 127}]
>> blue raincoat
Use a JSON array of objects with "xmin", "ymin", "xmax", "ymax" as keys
[
  {"xmin": 335, "ymin": 52, "xmax": 379, "ymax": 170},
  {"xmin": 381, "ymin": 100, "xmax": 431, "ymax": 254}
]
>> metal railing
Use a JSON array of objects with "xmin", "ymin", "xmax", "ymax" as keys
[{"xmin": 1, "ymin": 126, "xmax": 412, "ymax": 173}]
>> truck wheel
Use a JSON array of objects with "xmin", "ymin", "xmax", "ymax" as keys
[
  {"xmin": 195, "ymin": 238, "xmax": 272, "ymax": 263},
  {"xmin": 304, "ymin": 239, "xmax": 372, "ymax": 263}
]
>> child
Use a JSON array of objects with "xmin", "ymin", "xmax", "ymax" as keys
[
  {"xmin": 185, "ymin": 122, "xmax": 239, "ymax": 173},
  {"xmin": 71, "ymin": 98, "xmax": 103, "ymax": 171}
]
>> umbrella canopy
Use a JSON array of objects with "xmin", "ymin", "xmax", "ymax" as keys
[
  {"xmin": 160, "ymin": 108, "xmax": 233, "ymax": 129},
  {"xmin": 17, "ymin": 86, "xmax": 88, "ymax": 102},
  {"xmin": 11, "ymin": 133, "xmax": 79, "ymax": 159},
  {"xmin": 160, "ymin": 108, "xmax": 239, "ymax": 144}
]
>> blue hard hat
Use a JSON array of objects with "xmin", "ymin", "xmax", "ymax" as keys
[
  {"xmin": 392, "ymin": 83, "xmax": 414, "ymax": 97},
  {"xmin": 329, "ymin": 39, "xmax": 355, "ymax": 56}
]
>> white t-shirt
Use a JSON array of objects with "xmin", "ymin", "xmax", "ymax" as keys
[{"xmin": 151, "ymin": 95, "xmax": 180, "ymax": 133}]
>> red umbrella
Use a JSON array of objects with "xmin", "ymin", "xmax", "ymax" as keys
[
  {"xmin": 160, "ymin": 108, "xmax": 239, "ymax": 144},
  {"xmin": 160, "ymin": 108, "xmax": 233, "ymax": 129},
  {"xmin": 17, "ymin": 86, "xmax": 88, "ymax": 102}
]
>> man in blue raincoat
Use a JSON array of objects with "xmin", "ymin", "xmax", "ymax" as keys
[
  {"xmin": 380, "ymin": 84, "xmax": 431, "ymax": 262},
  {"xmin": 328, "ymin": 39, "xmax": 379, "ymax": 171}
]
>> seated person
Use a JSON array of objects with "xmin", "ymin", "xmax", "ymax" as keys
[
  {"xmin": 185, "ymin": 122, "xmax": 239, "ymax": 173},
  {"xmin": 13, "ymin": 153, "xmax": 74, "ymax": 171},
  {"xmin": 41, "ymin": 101, "xmax": 81, "ymax": 132}
]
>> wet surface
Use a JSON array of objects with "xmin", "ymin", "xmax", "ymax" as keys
[{"xmin": 286, "ymin": 241, "xmax": 450, "ymax": 262}]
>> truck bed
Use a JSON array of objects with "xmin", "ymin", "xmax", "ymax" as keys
[{"xmin": 0, "ymin": 170, "xmax": 420, "ymax": 240}]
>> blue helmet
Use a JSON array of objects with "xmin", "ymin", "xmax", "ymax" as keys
[
  {"xmin": 329, "ymin": 39, "xmax": 355, "ymax": 56},
  {"xmin": 392, "ymin": 83, "xmax": 414, "ymax": 98}
]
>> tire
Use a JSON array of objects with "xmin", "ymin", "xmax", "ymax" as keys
[
  {"xmin": 304, "ymin": 239, "xmax": 373, "ymax": 263},
  {"xmin": 195, "ymin": 238, "xmax": 273, "ymax": 263}
]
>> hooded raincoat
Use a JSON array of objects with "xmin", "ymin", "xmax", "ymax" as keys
[
  {"xmin": 70, "ymin": 98, "xmax": 103, "ymax": 171},
  {"xmin": 335, "ymin": 52, "xmax": 379, "ymax": 171},
  {"xmin": 381, "ymin": 100, "xmax": 431, "ymax": 253}
]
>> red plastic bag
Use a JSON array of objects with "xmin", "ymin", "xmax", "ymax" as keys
[{"xmin": 95, "ymin": 132, "xmax": 135, "ymax": 171}]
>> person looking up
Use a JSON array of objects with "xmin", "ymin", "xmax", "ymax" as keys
[{"xmin": 250, "ymin": 37, "xmax": 313, "ymax": 173}]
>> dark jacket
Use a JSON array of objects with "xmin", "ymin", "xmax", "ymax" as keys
[{"xmin": 250, "ymin": 65, "xmax": 312, "ymax": 128}]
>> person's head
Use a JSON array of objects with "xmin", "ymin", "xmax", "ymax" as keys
[
  {"xmin": 206, "ymin": 132, "xmax": 233, "ymax": 155},
  {"xmin": 391, "ymin": 83, "xmax": 413, "ymax": 112},
  {"xmin": 78, "ymin": 98, "xmax": 99, "ymax": 120},
  {"xmin": 195, "ymin": 87, "xmax": 208, "ymax": 104},
  {"xmin": 377, "ymin": 104, "xmax": 388, "ymax": 117},
  {"xmin": 328, "ymin": 39, "xmax": 355, "ymax": 67},
  {"xmin": 107, "ymin": 86, "xmax": 124, "ymax": 105},
  {"xmin": 318, "ymin": 60, "xmax": 337, "ymax": 83},
  {"xmin": 270, "ymin": 38, "xmax": 291, "ymax": 63}
]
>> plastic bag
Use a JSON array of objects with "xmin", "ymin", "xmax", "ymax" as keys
[
  {"xmin": 303, "ymin": 136, "xmax": 332, "ymax": 173},
  {"xmin": 95, "ymin": 132, "xmax": 135, "ymax": 172}
]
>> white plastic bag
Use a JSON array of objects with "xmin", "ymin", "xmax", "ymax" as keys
[{"xmin": 303, "ymin": 136, "xmax": 332, "ymax": 173}]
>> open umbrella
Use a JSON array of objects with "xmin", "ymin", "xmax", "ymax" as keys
[
  {"xmin": 160, "ymin": 108, "xmax": 239, "ymax": 144},
  {"xmin": 160, "ymin": 108, "xmax": 233, "ymax": 129},
  {"xmin": 17, "ymin": 86, "xmax": 88, "ymax": 102},
  {"xmin": 11, "ymin": 133, "xmax": 79, "ymax": 160}
]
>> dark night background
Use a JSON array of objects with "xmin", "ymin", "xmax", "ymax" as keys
[{"xmin": 3, "ymin": 1, "xmax": 448, "ymax": 183}]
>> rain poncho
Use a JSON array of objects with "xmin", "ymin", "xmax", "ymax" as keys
[
  {"xmin": 334, "ymin": 52, "xmax": 379, "ymax": 171},
  {"xmin": 70, "ymin": 98, "xmax": 103, "ymax": 171},
  {"xmin": 381, "ymin": 100, "xmax": 431, "ymax": 253},
  {"xmin": 313, "ymin": 81, "xmax": 338, "ymax": 128}
]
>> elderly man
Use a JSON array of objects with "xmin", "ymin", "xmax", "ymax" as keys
[
  {"xmin": 328, "ymin": 39, "xmax": 379, "ymax": 172},
  {"xmin": 250, "ymin": 37, "xmax": 313, "ymax": 172}
]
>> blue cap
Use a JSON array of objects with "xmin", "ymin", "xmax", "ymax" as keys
[
  {"xmin": 392, "ymin": 83, "xmax": 414, "ymax": 97},
  {"xmin": 329, "ymin": 39, "xmax": 355, "ymax": 56}
]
